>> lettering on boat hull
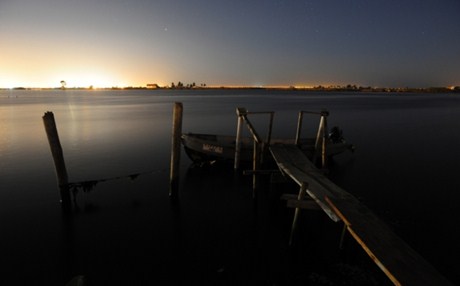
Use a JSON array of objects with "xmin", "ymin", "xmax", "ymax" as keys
[{"xmin": 203, "ymin": 143, "xmax": 223, "ymax": 154}]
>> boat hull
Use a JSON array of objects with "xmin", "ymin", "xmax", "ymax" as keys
[{"xmin": 181, "ymin": 133, "xmax": 353, "ymax": 165}]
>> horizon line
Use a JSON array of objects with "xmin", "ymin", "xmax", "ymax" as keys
[{"xmin": 2, "ymin": 84, "xmax": 459, "ymax": 91}]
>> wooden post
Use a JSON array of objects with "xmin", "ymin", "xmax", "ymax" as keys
[
  {"xmin": 261, "ymin": 112, "xmax": 275, "ymax": 165},
  {"xmin": 314, "ymin": 116, "xmax": 324, "ymax": 153},
  {"xmin": 321, "ymin": 112, "xmax": 328, "ymax": 168},
  {"xmin": 313, "ymin": 110, "xmax": 329, "ymax": 168},
  {"xmin": 289, "ymin": 182, "xmax": 308, "ymax": 245},
  {"xmin": 42, "ymin": 112, "xmax": 71, "ymax": 208},
  {"xmin": 313, "ymin": 116, "xmax": 324, "ymax": 164},
  {"xmin": 170, "ymin": 102, "xmax": 183, "ymax": 198},
  {"xmin": 266, "ymin": 112, "xmax": 274, "ymax": 145},
  {"xmin": 295, "ymin": 111, "xmax": 304, "ymax": 146},
  {"xmin": 234, "ymin": 108, "xmax": 246, "ymax": 170}
]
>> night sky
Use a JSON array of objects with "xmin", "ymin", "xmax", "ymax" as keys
[{"xmin": 1, "ymin": 0, "xmax": 459, "ymax": 88}]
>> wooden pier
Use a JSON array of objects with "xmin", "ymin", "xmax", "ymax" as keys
[
  {"xmin": 42, "ymin": 104, "xmax": 454, "ymax": 285},
  {"xmin": 269, "ymin": 143, "xmax": 453, "ymax": 286}
]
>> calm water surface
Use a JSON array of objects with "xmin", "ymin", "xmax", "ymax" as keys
[{"xmin": 1, "ymin": 89, "xmax": 459, "ymax": 285}]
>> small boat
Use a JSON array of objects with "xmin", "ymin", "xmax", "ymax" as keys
[{"xmin": 181, "ymin": 127, "xmax": 354, "ymax": 165}]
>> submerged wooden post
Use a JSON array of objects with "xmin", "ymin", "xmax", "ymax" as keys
[
  {"xmin": 43, "ymin": 112, "xmax": 71, "ymax": 208},
  {"xmin": 289, "ymin": 182, "xmax": 308, "ymax": 245},
  {"xmin": 170, "ymin": 102, "xmax": 183, "ymax": 198}
]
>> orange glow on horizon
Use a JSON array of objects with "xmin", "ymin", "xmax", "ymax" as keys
[
  {"xmin": 51, "ymin": 70, "xmax": 120, "ymax": 88},
  {"xmin": 0, "ymin": 68, "xmax": 170, "ymax": 89}
]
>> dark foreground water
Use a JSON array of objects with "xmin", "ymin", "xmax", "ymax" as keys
[{"xmin": 1, "ymin": 89, "xmax": 459, "ymax": 285}]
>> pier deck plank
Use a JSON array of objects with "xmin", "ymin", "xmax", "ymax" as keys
[
  {"xmin": 269, "ymin": 143, "xmax": 353, "ymax": 222},
  {"xmin": 269, "ymin": 143, "xmax": 453, "ymax": 286}
]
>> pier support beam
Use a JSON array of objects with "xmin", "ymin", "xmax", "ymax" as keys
[
  {"xmin": 289, "ymin": 182, "xmax": 308, "ymax": 245},
  {"xmin": 321, "ymin": 111, "xmax": 328, "ymax": 168},
  {"xmin": 295, "ymin": 111, "xmax": 304, "ymax": 146},
  {"xmin": 234, "ymin": 107, "xmax": 246, "ymax": 170},
  {"xmin": 252, "ymin": 141, "xmax": 262, "ymax": 199},
  {"xmin": 43, "ymin": 111, "xmax": 71, "ymax": 210},
  {"xmin": 313, "ymin": 110, "xmax": 329, "ymax": 168},
  {"xmin": 170, "ymin": 102, "xmax": 183, "ymax": 199}
]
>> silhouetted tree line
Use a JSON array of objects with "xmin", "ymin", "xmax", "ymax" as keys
[
  {"xmin": 307, "ymin": 84, "xmax": 460, "ymax": 93},
  {"xmin": 170, "ymin": 81, "xmax": 206, "ymax": 89}
]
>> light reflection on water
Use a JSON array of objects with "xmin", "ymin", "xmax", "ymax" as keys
[
  {"xmin": 3, "ymin": 90, "xmax": 459, "ymax": 214},
  {"xmin": 1, "ymin": 89, "xmax": 460, "ymax": 284}
]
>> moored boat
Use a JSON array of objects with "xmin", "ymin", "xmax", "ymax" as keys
[{"xmin": 181, "ymin": 128, "xmax": 354, "ymax": 165}]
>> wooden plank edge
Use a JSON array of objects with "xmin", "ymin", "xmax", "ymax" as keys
[
  {"xmin": 275, "ymin": 163, "xmax": 341, "ymax": 221},
  {"xmin": 307, "ymin": 190, "xmax": 340, "ymax": 222},
  {"xmin": 325, "ymin": 195, "xmax": 402, "ymax": 285},
  {"xmin": 325, "ymin": 196, "xmax": 454, "ymax": 286}
]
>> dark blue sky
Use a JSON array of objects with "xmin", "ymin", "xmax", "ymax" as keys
[{"xmin": 1, "ymin": 0, "xmax": 459, "ymax": 88}]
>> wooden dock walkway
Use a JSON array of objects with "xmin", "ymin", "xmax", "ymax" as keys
[{"xmin": 269, "ymin": 143, "xmax": 453, "ymax": 286}]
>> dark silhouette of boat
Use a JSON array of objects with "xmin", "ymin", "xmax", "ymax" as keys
[{"xmin": 182, "ymin": 128, "xmax": 354, "ymax": 165}]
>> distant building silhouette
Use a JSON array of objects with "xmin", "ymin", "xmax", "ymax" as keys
[{"xmin": 147, "ymin": 83, "xmax": 160, "ymax": 89}]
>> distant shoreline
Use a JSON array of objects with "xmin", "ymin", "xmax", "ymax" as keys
[{"xmin": 2, "ymin": 85, "xmax": 459, "ymax": 93}]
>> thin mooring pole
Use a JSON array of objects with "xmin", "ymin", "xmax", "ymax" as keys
[
  {"xmin": 295, "ymin": 111, "xmax": 304, "ymax": 146},
  {"xmin": 234, "ymin": 108, "xmax": 246, "ymax": 170},
  {"xmin": 42, "ymin": 112, "xmax": 71, "ymax": 208},
  {"xmin": 261, "ymin": 112, "xmax": 275, "ymax": 164},
  {"xmin": 170, "ymin": 102, "xmax": 183, "ymax": 198},
  {"xmin": 321, "ymin": 112, "xmax": 328, "ymax": 168},
  {"xmin": 266, "ymin": 112, "xmax": 274, "ymax": 145}
]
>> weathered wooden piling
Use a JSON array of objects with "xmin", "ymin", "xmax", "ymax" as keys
[
  {"xmin": 43, "ymin": 111, "xmax": 71, "ymax": 208},
  {"xmin": 289, "ymin": 182, "xmax": 308, "ymax": 245},
  {"xmin": 235, "ymin": 108, "xmax": 276, "ymax": 197},
  {"xmin": 240, "ymin": 112, "xmax": 263, "ymax": 198},
  {"xmin": 313, "ymin": 110, "xmax": 329, "ymax": 168},
  {"xmin": 294, "ymin": 111, "xmax": 304, "ymax": 146},
  {"xmin": 170, "ymin": 102, "xmax": 183, "ymax": 198}
]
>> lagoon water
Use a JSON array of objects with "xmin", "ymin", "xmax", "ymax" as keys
[{"xmin": 1, "ymin": 89, "xmax": 459, "ymax": 285}]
